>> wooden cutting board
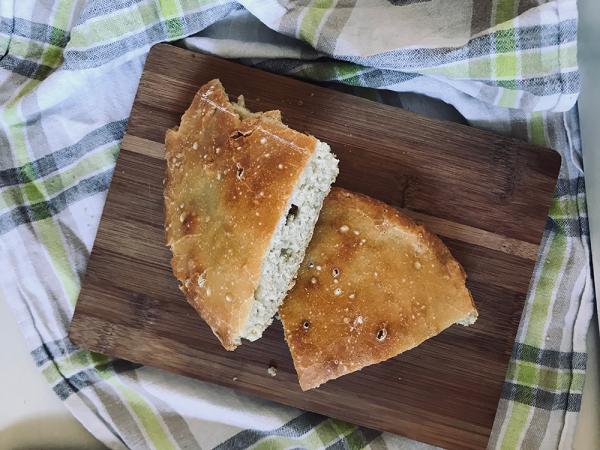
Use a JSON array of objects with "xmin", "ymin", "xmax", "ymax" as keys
[{"xmin": 69, "ymin": 43, "xmax": 561, "ymax": 449}]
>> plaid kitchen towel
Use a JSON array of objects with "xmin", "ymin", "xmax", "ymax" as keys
[{"xmin": 0, "ymin": 0, "xmax": 593, "ymax": 449}]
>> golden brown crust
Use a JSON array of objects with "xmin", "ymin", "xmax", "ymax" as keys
[
  {"xmin": 279, "ymin": 188, "xmax": 478, "ymax": 389},
  {"xmin": 164, "ymin": 79, "xmax": 317, "ymax": 350}
]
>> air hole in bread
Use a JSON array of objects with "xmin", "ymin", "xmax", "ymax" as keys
[
  {"xmin": 229, "ymin": 128, "xmax": 253, "ymax": 139},
  {"xmin": 286, "ymin": 204, "xmax": 299, "ymax": 225},
  {"xmin": 280, "ymin": 248, "xmax": 293, "ymax": 260},
  {"xmin": 236, "ymin": 164, "xmax": 244, "ymax": 180},
  {"xmin": 376, "ymin": 328, "xmax": 387, "ymax": 341}
]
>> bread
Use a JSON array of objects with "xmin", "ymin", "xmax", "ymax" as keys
[
  {"xmin": 279, "ymin": 188, "xmax": 477, "ymax": 390},
  {"xmin": 164, "ymin": 79, "xmax": 338, "ymax": 350}
]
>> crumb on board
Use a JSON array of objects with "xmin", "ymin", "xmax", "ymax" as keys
[
  {"xmin": 232, "ymin": 376, "xmax": 238, "ymax": 381},
  {"xmin": 267, "ymin": 365, "xmax": 277, "ymax": 377}
]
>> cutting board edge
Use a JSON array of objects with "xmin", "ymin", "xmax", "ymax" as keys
[
  {"xmin": 145, "ymin": 43, "xmax": 562, "ymax": 175},
  {"xmin": 68, "ymin": 311, "xmax": 492, "ymax": 450}
]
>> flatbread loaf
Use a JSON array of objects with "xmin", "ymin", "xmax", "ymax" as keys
[
  {"xmin": 164, "ymin": 79, "xmax": 337, "ymax": 350},
  {"xmin": 279, "ymin": 188, "xmax": 477, "ymax": 390}
]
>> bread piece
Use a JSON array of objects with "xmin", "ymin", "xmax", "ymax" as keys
[
  {"xmin": 164, "ymin": 79, "xmax": 338, "ymax": 350},
  {"xmin": 279, "ymin": 188, "xmax": 477, "ymax": 390}
]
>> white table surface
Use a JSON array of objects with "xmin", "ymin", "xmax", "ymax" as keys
[
  {"xmin": 1, "ymin": 2, "xmax": 599, "ymax": 447},
  {"xmin": 573, "ymin": 0, "xmax": 600, "ymax": 443},
  {"xmin": 579, "ymin": 0, "xmax": 600, "ymax": 331},
  {"xmin": 0, "ymin": 297, "xmax": 104, "ymax": 449}
]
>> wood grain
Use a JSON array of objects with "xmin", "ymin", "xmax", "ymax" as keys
[{"xmin": 69, "ymin": 44, "xmax": 561, "ymax": 450}]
